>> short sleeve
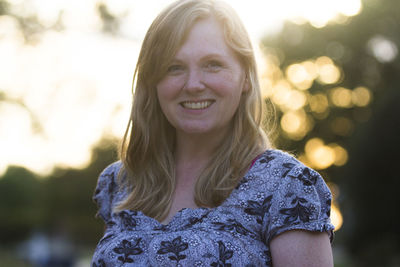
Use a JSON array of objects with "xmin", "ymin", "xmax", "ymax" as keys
[
  {"xmin": 262, "ymin": 152, "xmax": 335, "ymax": 244},
  {"xmin": 92, "ymin": 162, "xmax": 121, "ymax": 224}
]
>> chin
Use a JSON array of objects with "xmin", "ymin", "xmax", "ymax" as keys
[
  {"xmin": 181, "ymin": 128, "xmax": 211, "ymax": 134},
  {"xmin": 177, "ymin": 124, "xmax": 213, "ymax": 135}
]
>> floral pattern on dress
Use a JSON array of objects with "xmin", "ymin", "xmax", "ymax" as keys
[
  {"xmin": 244, "ymin": 195, "xmax": 273, "ymax": 224},
  {"xmin": 91, "ymin": 149, "xmax": 334, "ymax": 266},
  {"xmin": 210, "ymin": 241, "xmax": 233, "ymax": 267},
  {"xmin": 118, "ymin": 210, "xmax": 138, "ymax": 230},
  {"xmin": 279, "ymin": 195, "xmax": 313, "ymax": 224},
  {"xmin": 212, "ymin": 218, "xmax": 257, "ymax": 239},
  {"xmin": 157, "ymin": 236, "xmax": 189, "ymax": 264},
  {"xmin": 113, "ymin": 238, "xmax": 143, "ymax": 263}
]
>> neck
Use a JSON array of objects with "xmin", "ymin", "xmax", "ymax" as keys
[{"xmin": 174, "ymin": 129, "xmax": 228, "ymax": 179}]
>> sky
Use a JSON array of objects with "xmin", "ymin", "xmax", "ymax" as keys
[{"xmin": 0, "ymin": 0, "xmax": 362, "ymax": 176}]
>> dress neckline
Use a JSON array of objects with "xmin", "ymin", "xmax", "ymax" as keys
[{"xmin": 136, "ymin": 152, "xmax": 266, "ymax": 227}]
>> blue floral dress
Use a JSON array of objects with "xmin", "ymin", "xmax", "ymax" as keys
[{"xmin": 91, "ymin": 149, "xmax": 334, "ymax": 266}]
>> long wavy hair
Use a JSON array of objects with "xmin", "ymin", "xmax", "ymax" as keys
[{"xmin": 116, "ymin": 0, "xmax": 273, "ymax": 221}]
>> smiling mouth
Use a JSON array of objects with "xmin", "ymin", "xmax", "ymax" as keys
[{"xmin": 180, "ymin": 100, "xmax": 214, "ymax": 110}]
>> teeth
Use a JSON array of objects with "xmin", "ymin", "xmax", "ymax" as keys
[{"xmin": 182, "ymin": 101, "xmax": 212, "ymax": 110}]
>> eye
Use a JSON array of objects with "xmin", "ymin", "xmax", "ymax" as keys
[
  {"xmin": 167, "ymin": 64, "xmax": 184, "ymax": 74},
  {"xmin": 205, "ymin": 60, "xmax": 222, "ymax": 71}
]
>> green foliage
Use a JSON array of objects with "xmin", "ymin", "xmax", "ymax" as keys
[
  {"xmin": 0, "ymin": 167, "xmax": 45, "ymax": 241},
  {"xmin": 0, "ymin": 139, "xmax": 118, "ymax": 245},
  {"xmin": 339, "ymin": 86, "xmax": 400, "ymax": 266},
  {"xmin": 262, "ymin": 0, "xmax": 400, "ymax": 265},
  {"xmin": 0, "ymin": 0, "xmax": 8, "ymax": 16},
  {"xmin": 0, "ymin": 0, "xmax": 399, "ymax": 265}
]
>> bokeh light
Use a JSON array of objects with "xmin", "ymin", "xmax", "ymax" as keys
[
  {"xmin": 330, "ymin": 87, "xmax": 353, "ymax": 108},
  {"xmin": 282, "ymin": 0, "xmax": 362, "ymax": 28},
  {"xmin": 0, "ymin": 0, "xmax": 364, "ymax": 234},
  {"xmin": 305, "ymin": 138, "xmax": 335, "ymax": 169},
  {"xmin": 326, "ymin": 182, "xmax": 343, "ymax": 231},
  {"xmin": 280, "ymin": 110, "xmax": 314, "ymax": 140},
  {"xmin": 367, "ymin": 35, "xmax": 398, "ymax": 63},
  {"xmin": 303, "ymin": 138, "xmax": 348, "ymax": 170},
  {"xmin": 330, "ymin": 144, "xmax": 349, "ymax": 166},
  {"xmin": 331, "ymin": 203, "xmax": 343, "ymax": 230},
  {"xmin": 309, "ymin": 93, "xmax": 329, "ymax": 114},
  {"xmin": 352, "ymin": 86, "xmax": 372, "ymax": 107},
  {"xmin": 7, "ymin": 0, "xmax": 400, "ymax": 265},
  {"xmin": 315, "ymin": 56, "xmax": 342, "ymax": 85},
  {"xmin": 286, "ymin": 62, "xmax": 316, "ymax": 90},
  {"xmin": 0, "ymin": 28, "xmax": 138, "ymax": 175}
]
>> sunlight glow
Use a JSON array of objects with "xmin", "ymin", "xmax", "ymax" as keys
[
  {"xmin": 331, "ymin": 203, "xmax": 343, "ymax": 230},
  {"xmin": 367, "ymin": 35, "xmax": 398, "ymax": 63},
  {"xmin": 33, "ymin": 0, "xmax": 63, "ymax": 27},
  {"xmin": 304, "ymin": 138, "xmax": 348, "ymax": 169},
  {"xmin": 305, "ymin": 138, "xmax": 335, "ymax": 170},
  {"xmin": 0, "ymin": 29, "xmax": 137, "ymax": 175},
  {"xmin": 284, "ymin": 0, "xmax": 362, "ymax": 28},
  {"xmin": 281, "ymin": 112, "xmax": 302, "ymax": 133},
  {"xmin": 272, "ymin": 87, "xmax": 307, "ymax": 111},
  {"xmin": 286, "ymin": 62, "xmax": 316, "ymax": 90},
  {"xmin": 330, "ymin": 87, "xmax": 353, "ymax": 108},
  {"xmin": 352, "ymin": 86, "xmax": 372, "ymax": 107},
  {"xmin": 326, "ymin": 182, "xmax": 343, "ymax": 231},
  {"xmin": 280, "ymin": 110, "xmax": 313, "ymax": 140},
  {"xmin": 316, "ymin": 56, "xmax": 341, "ymax": 85},
  {"xmin": 1, "ymin": 0, "xmax": 364, "ymax": 175},
  {"xmin": 309, "ymin": 93, "xmax": 329, "ymax": 114},
  {"xmin": 271, "ymin": 80, "xmax": 293, "ymax": 106},
  {"xmin": 330, "ymin": 144, "xmax": 349, "ymax": 166}
]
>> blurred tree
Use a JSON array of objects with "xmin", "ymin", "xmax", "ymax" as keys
[
  {"xmin": 0, "ymin": 0, "xmax": 8, "ymax": 15},
  {"xmin": 261, "ymin": 0, "xmax": 400, "ymax": 265},
  {"xmin": 0, "ymin": 167, "xmax": 45, "ymax": 242},
  {"xmin": 97, "ymin": 2, "xmax": 121, "ymax": 34},
  {"xmin": 0, "ymin": 90, "xmax": 44, "ymax": 134},
  {"xmin": 42, "ymin": 139, "xmax": 118, "ymax": 245},
  {"xmin": 0, "ymin": 0, "xmax": 121, "ymax": 247},
  {"xmin": 0, "ymin": 0, "xmax": 117, "ymax": 134},
  {"xmin": 1, "ymin": 0, "xmax": 399, "ymax": 264},
  {"xmin": 341, "ymin": 86, "xmax": 400, "ymax": 266},
  {"xmin": 0, "ymin": 139, "xmax": 118, "ymax": 245},
  {"xmin": 0, "ymin": 1, "xmax": 63, "ymax": 44}
]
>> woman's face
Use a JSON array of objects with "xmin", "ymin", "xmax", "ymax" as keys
[{"xmin": 156, "ymin": 17, "xmax": 248, "ymax": 139}]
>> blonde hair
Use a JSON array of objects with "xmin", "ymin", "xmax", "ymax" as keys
[{"xmin": 117, "ymin": 0, "xmax": 273, "ymax": 221}]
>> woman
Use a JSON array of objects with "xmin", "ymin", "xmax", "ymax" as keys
[{"xmin": 92, "ymin": 0, "xmax": 334, "ymax": 266}]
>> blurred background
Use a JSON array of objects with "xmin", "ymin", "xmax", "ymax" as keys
[{"xmin": 0, "ymin": 0, "xmax": 399, "ymax": 266}]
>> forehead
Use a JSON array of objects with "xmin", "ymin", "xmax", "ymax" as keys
[{"xmin": 174, "ymin": 17, "xmax": 235, "ymax": 59}]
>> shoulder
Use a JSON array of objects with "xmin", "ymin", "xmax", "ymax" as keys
[
  {"xmin": 247, "ymin": 150, "xmax": 334, "ymax": 243},
  {"xmin": 94, "ymin": 161, "xmax": 123, "ymax": 196},
  {"xmin": 255, "ymin": 149, "xmax": 302, "ymax": 167},
  {"xmin": 250, "ymin": 149, "xmax": 319, "ymax": 182},
  {"xmin": 93, "ymin": 161, "xmax": 123, "ymax": 223},
  {"xmin": 99, "ymin": 161, "xmax": 123, "ymax": 178},
  {"xmin": 248, "ymin": 149, "xmax": 331, "ymax": 201}
]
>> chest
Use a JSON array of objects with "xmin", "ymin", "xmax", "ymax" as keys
[
  {"xmin": 162, "ymin": 173, "xmax": 199, "ymax": 224},
  {"xmin": 92, "ymin": 205, "xmax": 271, "ymax": 266}
]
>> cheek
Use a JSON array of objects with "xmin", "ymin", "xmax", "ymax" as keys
[
  {"xmin": 206, "ymin": 71, "xmax": 245, "ymax": 96},
  {"xmin": 157, "ymin": 77, "xmax": 184, "ymax": 101},
  {"xmin": 156, "ymin": 80, "xmax": 170, "ymax": 101}
]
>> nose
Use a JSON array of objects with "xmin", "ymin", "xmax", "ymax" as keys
[{"xmin": 183, "ymin": 68, "xmax": 206, "ymax": 93}]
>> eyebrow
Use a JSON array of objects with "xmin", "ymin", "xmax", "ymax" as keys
[
  {"xmin": 201, "ymin": 53, "xmax": 225, "ymax": 60},
  {"xmin": 173, "ymin": 53, "xmax": 227, "ymax": 62}
]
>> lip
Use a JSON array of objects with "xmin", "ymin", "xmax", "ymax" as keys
[
  {"xmin": 179, "ymin": 99, "xmax": 215, "ymax": 109},
  {"xmin": 179, "ymin": 99, "xmax": 215, "ymax": 113}
]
